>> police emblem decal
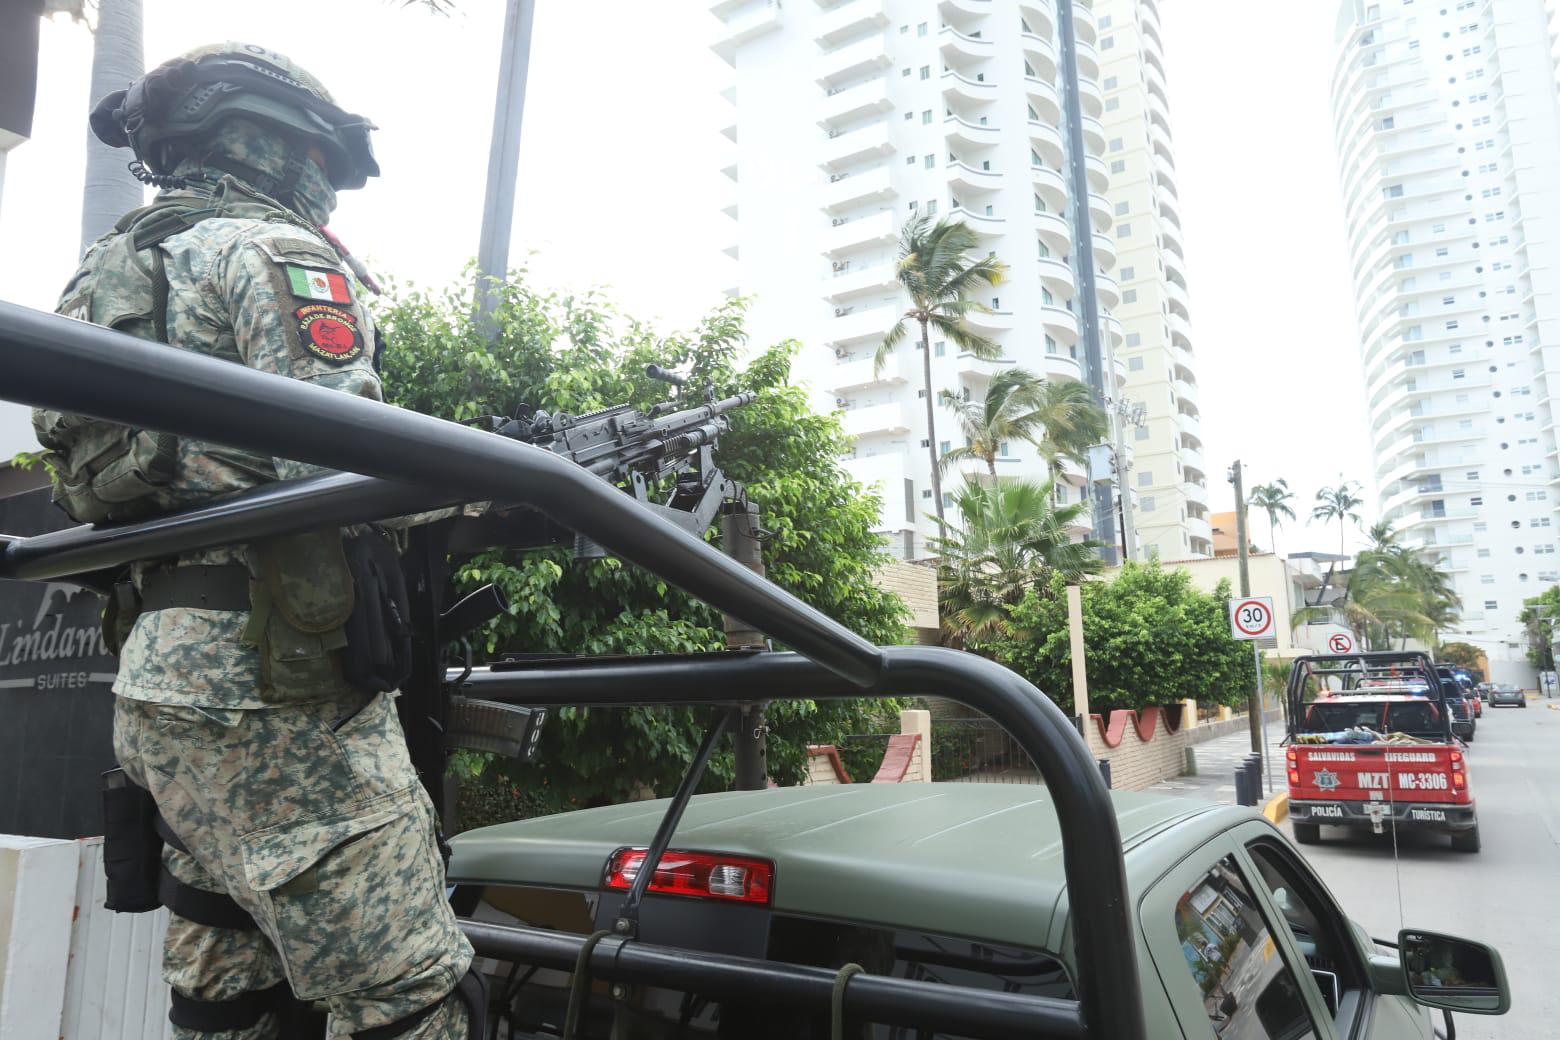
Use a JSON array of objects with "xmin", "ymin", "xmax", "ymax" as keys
[
  {"xmin": 294, "ymin": 304, "xmax": 363, "ymax": 364},
  {"xmin": 1313, "ymin": 768, "xmax": 1342, "ymax": 792}
]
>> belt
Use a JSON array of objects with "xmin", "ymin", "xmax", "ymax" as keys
[{"xmin": 139, "ymin": 565, "xmax": 252, "ymax": 613}]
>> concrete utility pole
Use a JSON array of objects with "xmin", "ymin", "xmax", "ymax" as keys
[
  {"xmin": 476, "ymin": 0, "xmax": 535, "ymax": 321},
  {"xmin": 1229, "ymin": 460, "xmax": 1261, "ymax": 754},
  {"xmin": 80, "ymin": 0, "xmax": 144, "ymax": 255}
]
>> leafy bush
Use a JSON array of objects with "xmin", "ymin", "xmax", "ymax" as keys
[
  {"xmin": 374, "ymin": 272, "xmax": 909, "ymax": 825},
  {"xmin": 979, "ymin": 562, "xmax": 1257, "ymax": 715}
]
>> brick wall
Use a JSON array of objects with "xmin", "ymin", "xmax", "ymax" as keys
[
  {"xmin": 1082, "ymin": 708, "xmax": 1191, "ymax": 792},
  {"xmin": 874, "ymin": 560, "xmax": 938, "ymax": 638}
]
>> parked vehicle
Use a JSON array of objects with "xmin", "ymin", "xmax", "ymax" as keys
[
  {"xmin": 1437, "ymin": 666, "xmax": 1476, "ymax": 742},
  {"xmin": 1284, "ymin": 652, "xmax": 1480, "ymax": 852},
  {"xmin": 1488, "ymin": 684, "xmax": 1527, "ymax": 708}
]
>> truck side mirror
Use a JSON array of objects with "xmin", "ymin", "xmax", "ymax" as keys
[{"xmin": 1398, "ymin": 929, "xmax": 1510, "ymax": 1015}]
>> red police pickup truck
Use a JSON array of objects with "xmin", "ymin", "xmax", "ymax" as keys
[{"xmin": 1284, "ymin": 653, "xmax": 1479, "ymax": 853}]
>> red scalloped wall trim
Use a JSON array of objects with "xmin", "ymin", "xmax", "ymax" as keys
[
  {"xmin": 806, "ymin": 743, "xmax": 854, "ymax": 784},
  {"xmin": 1090, "ymin": 706, "xmax": 1182, "ymax": 748}
]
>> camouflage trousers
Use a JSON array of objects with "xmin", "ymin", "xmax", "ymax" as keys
[{"xmin": 113, "ymin": 690, "xmax": 474, "ymax": 1039}]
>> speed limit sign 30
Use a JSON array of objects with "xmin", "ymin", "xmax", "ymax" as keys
[{"xmin": 1229, "ymin": 597, "xmax": 1276, "ymax": 641}]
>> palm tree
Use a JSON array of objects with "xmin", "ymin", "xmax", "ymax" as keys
[
  {"xmin": 1247, "ymin": 479, "xmax": 1296, "ymax": 548},
  {"xmin": 878, "ymin": 216, "xmax": 1007, "ymax": 526},
  {"xmin": 1364, "ymin": 520, "xmax": 1399, "ymax": 552},
  {"xmin": 1029, "ymin": 379, "xmax": 1109, "ymax": 479},
  {"xmin": 937, "ymin": 368, "xmax": 1049, "ymax": 479},
  {"xmin": 80, "ymin": 0, "xmax": 145, "ymax": 255},
  {"xmin": 932, "ymin": 478, "xmax": 1101, "ymax": 644},
  {"xmin": 1309, "ymin": 479, "xmax": 1363, "ymax": 602}
]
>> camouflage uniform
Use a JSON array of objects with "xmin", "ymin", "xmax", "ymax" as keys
[{"xmin": 38, "ymin": 51, "xmax": 471, "ymax": 1040}]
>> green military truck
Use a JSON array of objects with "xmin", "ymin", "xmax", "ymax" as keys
[{"xmin": 0, "ymin": 301, "xmax": 1513, "ymax": 1040}]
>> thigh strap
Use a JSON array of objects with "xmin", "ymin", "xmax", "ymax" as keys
[
  {"xmin": 169, "ymin": 981, "xmax": 288, "ymax": 1033},
  {"xmin": 158, "ymin": 865, "xmax": 259, "ymax": 931}
]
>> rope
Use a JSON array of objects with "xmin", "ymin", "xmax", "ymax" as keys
[
  {"xmin": 561, "ymin": 930, "xmax": 614, "ymax": 1040},
  {"xmin": 830, "ymin": 962, "xmax": 865, "ymax": 1040}
]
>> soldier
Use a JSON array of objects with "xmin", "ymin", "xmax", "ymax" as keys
[{"xmin": 34, "ymin": 44, "xmax": 480, "ymax": 1039}]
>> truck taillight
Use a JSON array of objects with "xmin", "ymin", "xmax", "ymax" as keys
[
  {"xmin": 1449, "ymin": 751, "xmax": 1463, "ymax": 767},
  {"xmin": 1452, "ymin": 771, "xmax": 1466, "ymax": 789},
  {"xmin": 603, "ymin": 848, "xmax": 773, "ymax": 906},
  {"xmin": 1288, "ymin": 769, "xmax": 1301, "ymax": 785},
  {"xmin": 1286, "ymin": 747, "xmax": 1297, "ymax": 762}
]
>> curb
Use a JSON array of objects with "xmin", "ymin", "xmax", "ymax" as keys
[{"xmin": 1262, "ymin": 791, "xmax": 1289, "ymax": 825}]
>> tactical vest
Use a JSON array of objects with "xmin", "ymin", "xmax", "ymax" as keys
[{"xmin": 36, "ymin": 179, "xmax": 376, "ymax": 699}]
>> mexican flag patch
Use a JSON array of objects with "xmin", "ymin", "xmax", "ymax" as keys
[{"xmin": 285, "ymin": 264, "xmax": 352, "ymax": 303}]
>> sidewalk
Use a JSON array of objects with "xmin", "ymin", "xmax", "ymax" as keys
[{"xmin": 1146, "ymin": 721, "xmax": 1287, "ymax": 805}]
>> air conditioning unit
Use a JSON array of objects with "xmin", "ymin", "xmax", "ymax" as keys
[
  {"xmin": 835, "ymin": 307, "xmax": 849, "ymax": 317},
  {"xmin": 835, "ymin": 348, "xmax": 849, "ymax": 359},
  {"xmin": 832, "ymin": 261, "xmax": 848, "ymax": 272},
  {"xmin": 827, "ymin": 129, "xmax": 841, "ymax": 138},
  {"xmin": 836, "ymin": 398, "xmax": 849, "ymax": 409},
  {"xmin": 831, "ymin": 217, "xmax": 848, "ymax": 226}
]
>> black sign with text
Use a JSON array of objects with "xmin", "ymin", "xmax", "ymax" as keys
[{"xmin": 0, "ymin": 488, "xmax": 118, "ymax": 839}]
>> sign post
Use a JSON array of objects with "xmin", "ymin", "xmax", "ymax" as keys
[{"xmin": 1229, "ymin": 597, "xmax": 1276, "ymax": 793}]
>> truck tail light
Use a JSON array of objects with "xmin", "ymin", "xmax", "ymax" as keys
[
  {"xmin": 604, "ymin": 848, "xmax": 774, "ymax": 906},
  {"xmin": 1451, "ymin": 771, "xmax": 1466, "ymax": 789},
  {"xmin": 1449, "ymin": 751, "xmax": 1463, "ymax": 767},
  {"xmin": 1288, "ymin": 769, "xmax": 1301, "ymax": 785}
]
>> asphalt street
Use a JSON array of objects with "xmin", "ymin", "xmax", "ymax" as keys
[{"xmin": 1157, "ymin": 699, "xmax": 1560, "ymax": 1039}]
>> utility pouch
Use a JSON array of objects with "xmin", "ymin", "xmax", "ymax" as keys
[
  {"xmin": 247, "ymin": 530, "xmax": 355, "ymax": 702},
  {"xmin": 101, "ymin": 581, "xmax": 143, "ymax": 656},
  {"xmin": 100, "ymin": 768, "xmax": 162, "ymax": 913},
  {"xmin": 340, "ymin": 530, "xmax": 414, "ymax": 694},
  {"xmin": 42, "ymin": 421, "xmax": 179, "ymax": 525}
]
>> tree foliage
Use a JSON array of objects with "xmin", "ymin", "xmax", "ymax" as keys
[
  {"xmin": 1294, "ymin": 522, "xmax": 1461, "ymax": 650},
  {"xmin": 375, "ymin": 272, "xmax": 909, "ymax": 821},
  {"xmin": 1517, "ymin": 585, "xmax": 1560, "ymax": 671},
  {"xmin": 877, "ymin": 216, "xmax": 1007, "ymax": 525},
  {"xmin": 1436, "ymin": 641, "xmax": 1484, "ymax": 680},
  {"xmin": 932, "ymin": 478, "xmax": 1100, "ymax": 645},
  {"xmin": 978, "ymin": 562, "xmax": 1257, "ymax": 715}
]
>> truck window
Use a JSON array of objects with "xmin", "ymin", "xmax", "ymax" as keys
[{"xmin": 1173, "ymin": 857, "xmax": 1317, "ymax": 1039}]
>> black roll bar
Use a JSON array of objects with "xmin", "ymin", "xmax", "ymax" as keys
[
  {"xmin": 1284, "ymin": 651, "xmax": 1451, "ymax": 742},
  {"xmin": 460, "ymin": 920, "xmax": 1086, "ymax": 1039},
  {"xmin": 0, "ymin": 302, "xmax": 1145, "ymax": 1040}
]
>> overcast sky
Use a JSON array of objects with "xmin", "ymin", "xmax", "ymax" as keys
[{"xmin": 0, "ymin": 0, "xmax": 1374, "ymax": 554}]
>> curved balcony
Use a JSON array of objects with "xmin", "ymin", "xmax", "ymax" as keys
[
  {"xmin": 947, "ymin": 160, "xmax": 1002, "ymax": 195},
  {"xmin": 956, "ymin": 352, "xmax": 1016, "ymax": 381},
  {"xmin": 1025, "ymin": 76, "xmax": 1061, "ymax": 125},
  {"xmin": 1173, "ymin": 377, "xmax": 1197, "ymax": 405},
  {"xmin": 712, "ymin": 1, "xmax": 782, "ymax": 64},
  {"xmin": 1177, "ymin": 409, "xmax": 1202, "ymax": 442},
  {"xmin": 962, "ymin": 308, "xmax": 1014, "ymax": 335},
  {"xmin": 1165, "ymin": 278, "xmax": 1190, "ymax": 321},
  {"xmin": 1074, "ymin": 38, "xmax": 1100, "ymax": 80},
  {"xmin": 1020, "ymin": 33, "xmax": 1058, "ymax": 82},
  {"xmin": 1172, "ymin": 342, "xmax": 1196, "ymax": 371},
  {"xmin": 1071, "ymin": 2, "xmax": 1097, "ymax": 44},
  {"xmin": 1043, "ymin": 350, "xmax": 1083, "ymax": 384},
  {"xmin": 1056, "ymin": 454, "xmax": 1088, "ymax": 487},
  {"xmin": 1034, "ymin": 210, "xmax": 1072, "ymax": 255},
  {"xmin": 819, "ymin": 78, "xmax": 893, "ymax": 129},
  {"xmin": 1087, "ymin": 192, "xmax": 1112, "ymax": 232},
  {"xmin": 1181, "ymin": 445, "xmax": 1206, "ymax": 479},
  {"xmin": 1113, "ymin": 354, "xmax": 1127, "ymax": 386},
  {"xmin": 1084, "ymin": 153, "xmax": 1109, "ymax": 193},
  {"xmin": 1041, "ymin": 305, "xmax": 1079, "ymax": 346},
  {"xmin": 947, "ymin": 206, "xmax": 1006, "ymax": 239},
  {"xmin": 1038, "ymin": 256, "xmax": 1076, "ymax": 298},
  {"xmin": 1076, "ymin": 74, "xmax": 1103, "ymax": 118},
  {"xmin": 1091, "ymin": 232, "xmax": 1116, "ymax": 268},
  {"xmin": 1018, "ymin": 0, "xmax": 1056, "ymax": 39},
  {"xmin": 939, "ymin": 25, "xmax": 994, "ymax": 69},
  {"xmin": 941, "ymin": 69, "xmax": 998, "ymax": 108},
  {"xmin": 945, "ymin": 114, "xmax": 1001, "ymax": 150},
  {"xmin": 1030, "ymin": 164, "xmax": 1068, "ymax": 211},
  {"xmin": 1102, "ymin": 314, "xmax": 1124, "ymax": 349},
  {"xmin": 1093, "ymin": 269, "xmax": 1119, "ymax": 309},
  {"xmin": 1154, "ymin": 152, "xmax": 1177, "ymax": 194},
  {"xmin": 939, "ymin": 0, "xmax": 993, "ymax": 26},
  {"xmin": 1186, "ymin": 515, "xmax": 1213, "ymax": 548},
  {"xmin": 1027, "ymin": 120, "xmax": 1065, "ymax": 168},
  {"xmin": 1168, "ymin": 311, "xmax": 1193, "ymax": 351},
  {"xmin": 1183, "ymin": 480, "xmax": 1209, "ymax": 508},
  {"xmin": 821, "ymin": 166, "xmax": 895, "ymax": 212},
  {"xmin": 821, "ymin": 263, "xmax": 899, "ymax": 302},
  {"xmin": 1080, "ymin": 115, "xmax": 1107, "ymax": 157}
]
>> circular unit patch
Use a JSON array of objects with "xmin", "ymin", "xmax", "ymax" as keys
[{"xmin": 294, "ymin": 303, "xmax": 364, "ymax": 364}]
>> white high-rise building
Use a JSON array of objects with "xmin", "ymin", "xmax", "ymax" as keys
[
  {"xmin": 1330, "ymin": 0, "xmax": 1560, "ymax": 682},
  {"xmin": 711, "ymin": 0, "xmax": 1142, "ymax": 561}
]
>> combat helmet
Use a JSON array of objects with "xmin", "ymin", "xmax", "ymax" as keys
[{"xmin": 89, "ymin": 42, "xmax": 379, "ymax": 191}]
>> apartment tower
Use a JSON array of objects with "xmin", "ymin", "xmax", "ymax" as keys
[
  {"xmin": 712, "ymin": 0, "xmax": 1147, "ymax": 561},
  {"xmin": 1331, "ymin": 0, "xmax": 1560, "ymax": 681},
  {"xmin": 1092, "ymin": 0, "xmax": 1212, "ymax": 559}
]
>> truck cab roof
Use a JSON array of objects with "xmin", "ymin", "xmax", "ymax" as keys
[{"xmin": 451, "ymin": 782, "xmax": 1257, "ymax": 953}]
